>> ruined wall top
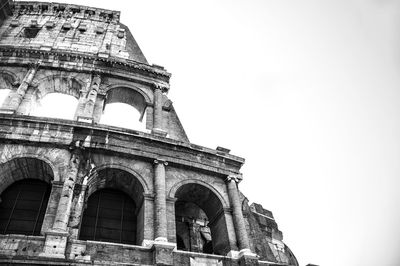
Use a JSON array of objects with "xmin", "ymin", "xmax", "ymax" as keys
[{"xmin": 0, "ymin": 1, "xmax": 148, "ymax": 63}]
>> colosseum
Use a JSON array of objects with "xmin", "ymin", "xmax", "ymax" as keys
[{"xmin": 0, "ymin": 1, "xmax": 298, "ymax": 265}]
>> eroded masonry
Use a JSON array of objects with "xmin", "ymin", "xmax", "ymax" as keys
[{"xmin": 0, "ymin": 1, "xmax": 299, "ymax": 265}]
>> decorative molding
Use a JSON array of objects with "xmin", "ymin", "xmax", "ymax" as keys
[
  {"xmin": 226, "ymin": 173, "xmax": 243, "ymax": 183},
  {"xmin": 154, "ymin": 159, "xmax": 168, "ymax": 166},
  {"xmin": 0, "ymin": 46, "xmax": 171, "ymax": 80}
]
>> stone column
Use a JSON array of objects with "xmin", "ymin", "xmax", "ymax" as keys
[
  {"xmin": 152, "ymin": 159, "xmax": 175, "ymax": 266},
  {"xmin": 151, "ymin": 85, "xmax": 166, "ymax": 136},
  {"xmin": 39, "ymin": 149, "xmax": 81, "ymax": 259},
  {"xmin": 226, "ymin": 175, "xmax": 259, "ymax": 265},
  {"xmin": 226, "ymin": 174, "xmax": 251, "ymax": 252},
  {"xmin": 1, "ymin": 63, "xmax": 39, "ymax": 113},
  {"xmin": 153, "ymin": 159, "xmax": 168, "ymax": 242}
]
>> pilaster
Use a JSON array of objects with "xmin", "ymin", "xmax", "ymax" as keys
[
  {"xmin": 0, "ymin": 62, "xmax": 40, "ymax": 113},
  {"xmin": 75, "ymin": 74, "xmax": 101, "ymax": 123},
  {"xmin": 39, "ymin": 148, "xmax": 82, "ymax": 259},
  {"xmin": 68, "ymin": 182, "xmax": 88, "ymax": 239}
]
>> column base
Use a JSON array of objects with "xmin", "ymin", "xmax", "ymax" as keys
[
  {"xmin": 38, "ymin": 229, "xmax": 69, "ymax": 259},
  {"xmin": 151, "ymin": 128, "xmax": 167, "ymax": 137},
  {"xmin": 76, "ymin": 116, "xmax": 93, "ymax": 123},
  {"xmin": 155, "ymin": 236, "xmax": 168, "ymax": 242},
  {"xmin": 238, "ymin": 249, "xmax": 259, "ymax": 266},
  {"xmin": 227, "ymin": 250, "xmax": 240, "ymax": 259},
  {"xmin": 142, "ymin": 239, "xmax": 155, "ymax": 247},
  {"xmin": 68, "ymin": 241, "xmax": 91, "ymax": 261},
  {"xmin": 152, "ymin": 241, "xmax": 176, "ymax": 266}
]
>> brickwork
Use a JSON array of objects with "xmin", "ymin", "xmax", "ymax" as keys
[{"xmin": 0, "ymin": 1, "xmax": 298, "ymax": 265}]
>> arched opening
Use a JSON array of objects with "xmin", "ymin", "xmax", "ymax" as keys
[
  {"xmin": 174, "ymin": 183, "xmax": 230, "ymax": 255},
  {"xmin": 100, "ymin": 103, "xmax": 146, "ymax": 130},
  {"xmin": 0, "ymin": 72, "xmax": 16, "ymax": 107},
  {"xmin": 100, "ymin": 87, "xmax": 147, "ymax": 131},
  {"xmin": 0, "ymin": 89, "xmax": 11, "ymax": 106},
  {"xmin": 0, "ymin": 157, "xmax": 54, "ymax": 195},
  {"xmin": 31, "ymin": 93, "xmax": 78, "ymax": 120},
  {"xmin": 0, "ymin": 157, "xmax": 54, "ymax": 236},
  {"xmin": 80, "ymin": 168, "xmax": 145, "ymax": 245},
  {"xmin": 80, "ymin": 188, "xmax": 136, "ymax": 244},
  {"xmin": 0, "ymin": 179, "xmax": 51, "ymax": 236}
]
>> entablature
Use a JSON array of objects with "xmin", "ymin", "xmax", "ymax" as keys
[
  {"xmin": 0, "ymin": 46, "xmax": 171, "ymax": 89},
  {"xmin": 0, "ymin": 114, "xmax": 245, "ymax": 177},
  {"xmin": 13, "ymin": 1, "xmax": 121, "ymax": 23}
]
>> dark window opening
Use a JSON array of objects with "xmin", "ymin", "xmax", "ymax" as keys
[
  {"xmin": 174, "ymin": 183, "xmax": 231, "ymax": 255},
  {"xmin": 0, "ymin": 179, "xmax": 50, "ymax": 235},
  {"xmin": 203, "ymin": 240, "xmax": 213, "ymax": 254},
  {"xmin": 176, "ymin": 234, "xmax": 186, "ymax": 251},
  {"xmin": 79, "ymin": 188, "xmax": 136, "ymax": 245},
  {"xmin": 24, "ymin": 27, "xmax": 41, "ymax": 38},
  {"xmin": 40, "ymin": 5, "xmax": 48, "ymax": 12}
]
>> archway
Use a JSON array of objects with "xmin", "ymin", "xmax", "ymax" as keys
[
  {"xmin": 174, "ymin": 183, "xmax": 231, "ymax": 255},
  {"xmin": 0, "ymin": 179, "xmax": 50, "ymax": 235},
  {"xmin": 0, "ymin": 157, "xmax": 54, "ymax": 235},
  {"xmin": 0, "ymin": 157, "xmax": 54, "ymax": 195},
  {"xmin": 80, "ymin": 168, "xmax": 145, "ymax": 245},
  {"xmin": 80, "ymin": 188, "xmax": 137, "ymax": 244},
  {"xmin": 100, "ymin": 87, "xmax": 147, "ymax": 131},
  {"xmin": 31, "ymin": 92, "xmax": 78, "ymax": 120},
  {"xmin": 0, "ymin": 72, "xmax": 17, "ymax": 106}
]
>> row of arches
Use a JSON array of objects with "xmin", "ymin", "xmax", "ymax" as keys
[
  {"xmin": 0, "ymin": 157, "xmax": 231, "ymax": 255},
  {"xmin": 0, "ymin": 72, "xmax": 151, "ymax": 131}
]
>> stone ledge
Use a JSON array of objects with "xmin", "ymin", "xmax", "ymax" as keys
[{"xmin": 0, "ymin": 114, "xmax": 245, "ymax": 176}]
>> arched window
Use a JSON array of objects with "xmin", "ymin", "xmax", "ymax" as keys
[
  {"xmin": 174, "ymin": 183, "xmax": 230, "ymax": 255},
  {"xmin": 0, "ymin": 89, "xmax": 11, "ymax": 106},
  {"xmin": 0, "ymin": 179, "xmax": 50, "ymax": 235},
  {"xmin": 100, "ymin": 87, "xmax": 147, "ymax": 131},
  {"xmin": 31, "ymin": 92, "xmax": 78, "ymax": 120},
  {"xmin": 100, "ymin": 102, "xmax": 146, "ymax": 130},
  {"xmin": 80, "ymin": 188, "xmax": 137, "ymax": 245}
]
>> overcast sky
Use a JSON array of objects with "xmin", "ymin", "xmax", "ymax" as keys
[{"xmin": 16, "ymin": 0, "xmax": 400, "ymax": 265}]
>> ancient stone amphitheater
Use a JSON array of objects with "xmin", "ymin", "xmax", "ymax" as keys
[{"xmin": 0, "ymin": 1, "xmax": 298, "ymax": 265}]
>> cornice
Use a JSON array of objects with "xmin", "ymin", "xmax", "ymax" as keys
[
  {"xmin": 0, "ymin": 115, "xmax": 245, "ymax": 177},
  {"xmin": 13, "ymin": 1, "xmax": 121, "ymax": 23},
  {"xmin": 0, "ymin": 46, "xmax": 171, "ymax": 85}
]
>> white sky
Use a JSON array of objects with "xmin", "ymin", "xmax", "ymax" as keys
[{"xmin": 16, "ymin": 1, "xmax": 400, "ymax": 265}]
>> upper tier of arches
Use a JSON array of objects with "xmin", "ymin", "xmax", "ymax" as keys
[{"xmin": 0, "ymin": 72, "xmax": 154, "ymax": 133}]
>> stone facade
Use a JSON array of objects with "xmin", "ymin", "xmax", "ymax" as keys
[{"xmin": 0, "ymin": 1, "xmax": 298, "ymax": 265}]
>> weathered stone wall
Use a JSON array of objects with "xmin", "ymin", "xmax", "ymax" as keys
[
  {"xmin": 0, "ymin": 2, "xmax": 146, "ymax": 63},
  {"xmin": 0, "ymin": 1, "xmax": 298, "ymax": 265},
  {"xmin": 0, "ymin": 235, "xmax": 45, "ymax": 257},
  {"xmin": 0, "ymin": 63, "xmax": 188, "ymax": 140},
  {"xmin": 242, "ymin": 198, "xmax": 299, "ymax": 265}
]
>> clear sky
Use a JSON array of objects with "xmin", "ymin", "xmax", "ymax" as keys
[{"xmin": 17, "ymin": 0, "xmax": 400, "ymax": 265}]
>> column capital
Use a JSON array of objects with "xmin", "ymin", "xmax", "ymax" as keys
[
  {"xmin": 154, "ymin": 159, "xmax": 168, "ymax": 166},
  {"xmin": 152, "ymin": 82, "xmax": 168, "ymax": 93},
  {"xmin": 29, "ymin": 59, "xmax": 42, "ymax": 70},
  {"xmin": 143, "ymin": 193, "xmax": 155, "ymax": 200},
  {"xmin": 166, "ymin": 196, "xmax": 178, "ymax": 203},
  {"xmin": 226, "ymin": 173, "xmax": 243, "ymax": 184}
]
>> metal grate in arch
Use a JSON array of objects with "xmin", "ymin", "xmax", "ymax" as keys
[
  {"xmin": 79, "ymin": 188, "xmax": 136, "ymax": 245},
  {"xmin": 0, "ymin": 179, "xmax": 50, "ymax": 235}
]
